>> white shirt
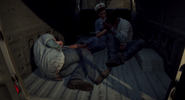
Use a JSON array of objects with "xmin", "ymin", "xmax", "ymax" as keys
[{"xmin": 33, "ymin": 34, "xmax": 65, "ymax": 81}]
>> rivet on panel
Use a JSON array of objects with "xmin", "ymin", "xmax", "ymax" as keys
[
  {"xmin": 19, "ymin": 54, "xmax": 21, "ymax": 58},
  {"xmin": 9, "ymin": 37, "xmax": 12, "ymax": 41}
]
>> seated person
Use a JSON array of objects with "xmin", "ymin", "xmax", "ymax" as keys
[
  {"xmin": 33, "ymin": 34, "xmax": 111, "ymax": 91},
  {"xmin": 103, "ymin": 11, "xmax": 145, "ymax": 68},
  {"xmin": 69, "ymin": 3, "xmax": 108, "ymax": 53}
]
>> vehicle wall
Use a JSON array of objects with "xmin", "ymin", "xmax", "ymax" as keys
[
  {"xmin": 135, "ymin": 0, "xmax": 185, "ymax": 79},
  {"xmin": 0, "ymin": 0, "xmax": 76, "ymax": 80}
]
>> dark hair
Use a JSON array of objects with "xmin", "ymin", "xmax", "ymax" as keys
[
  {"xmin": 105, "ymin": 10, "xmax": 118, "ymax": 25},
  {"xmin": 55, "ymin": 37, "xmax": 61, "ymax": 41},
  {"xmin": 97, "ymin": 7, "xmax": 105, "ymax": 14},
  {"xmin": 105, "ymin": 15, "xmax": 118, "ymax": 25}
]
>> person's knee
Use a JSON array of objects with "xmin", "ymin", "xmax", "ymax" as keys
[
  {"xmin": 82, "ymin": 48, "xmax": 90, "ymax": 52},
  {"xmin": 82, "ymin": 48, "xmax": 92, "ymax": 56},
  {"xmin": 106, "ymin": 34, "xmax": 114, "ymax": 41},
  {"xmin": 98, "ymin": 45, "xmax": 106, "ymax": 52}
]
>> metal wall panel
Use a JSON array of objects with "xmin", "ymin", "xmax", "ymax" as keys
[
  {"xmin": 136, "ymin": 0, "xmax": 185, "ymax": 79},
  {"xmin": 0, "ymin": 0, "xmax": 66, "ymax": 79}
]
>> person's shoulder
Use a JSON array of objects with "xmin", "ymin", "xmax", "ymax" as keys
[
  {"xmin": 119, "ymin": 18, "xmax": 131, "ymax": 26},
  {"xmin": 95, "ymin": 18, "xmax": 101, "ymax": 26},
  {"xmin": 41, "ymin": 33, "xmax": 54, "ymax": 38},
  {"xmin": 119, "ymin": 18, "xmax": 129, "ymax": 23},
  {"xmin": 37, "ymin": 33, "xmax": 55, "ymax": 45},
  {"xmin": 95, "ymin": 18, "xmax": 100, "ymax": 23},
  {"xmin": 40, "ymin": 33, "xmax": 55, "ymax": 40}
]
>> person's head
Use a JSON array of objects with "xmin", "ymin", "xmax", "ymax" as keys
[
  {"xmin": 95, "ymin": 3, "xmax": 106, "ymax": 19},
  {"xmin": 55, "ymin": 37, "xmax": 63, "ymax": 47},
  {"xmin": 105, "ymin": 10, "xmax": 120, "ymax": 26}
]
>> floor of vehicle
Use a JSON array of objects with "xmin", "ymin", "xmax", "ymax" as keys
[{"xmin": 24, "ymin": 36, "xmax": 171, "ymax": 100}]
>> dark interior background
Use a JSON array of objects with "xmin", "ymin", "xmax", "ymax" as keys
[
  {"xmin": 136, "ymin": 0, "xmax": 185, "ymax": 79},
  {"xmin": 22, "ymin": 0, "xmax": 185, "ymax": 80},
  {"xmin": 22, "ymin": 0, "xmax": 77, "ymax": 45},
  {"xmin": 135, "ymin": 0, "xmax": 185, "ymax": 99}
]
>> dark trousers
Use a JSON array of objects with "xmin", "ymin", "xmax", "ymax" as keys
[
  {"xmin": 58, "ymin": 48, "xmax": 101, "ymax": 82},
  {"xmin": 106, "ymin": 33, "xmax": 145, "ymax": 61}
]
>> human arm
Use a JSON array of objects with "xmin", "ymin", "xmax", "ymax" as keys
[
  {"xmin": 96, "ymin": 29, "xmax": 107, "ymax": 38},
  {"xmin": 68, "ymin": 44, "xmax": 87, "ymax": 49},
  {"xmin": 107, "ymin": 20, "xmax": 131, "ymax": 43},
  {"xmin": 46, "ymin": 39, "xmax": 63, "ymax": 51},
  {"xmin": 96, "ymin": 21, "xmax": 119, "ymax": 38},
  {"xmin": 94, "ymin": 20, "xmax": 108, "ymax": 38},
  {"xmin": 95, "ymin": 20, "xmax": 100, "ymax": 32},
  {"xmin": 68, "ymin": 44, "xmax": 90, "ymax": 51},
  {"xmin": 109, "ymin": 27, "xmax": 127, "ymax": 43},
  {"xmin": 102, "ymin": 21, "xmax": 126, "ymax": 43},
  {"xmin": 68, "ymin": 45, "xmax": 78, "ymax": 49},
  {"xmin": 117, "ymin": 20, "xmax": 130, "ymax": 40}
]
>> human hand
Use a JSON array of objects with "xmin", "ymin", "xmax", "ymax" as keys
[
  {"xmin": 56, "ymin": 40, "xmax": 63, "ymax": 47},
  {"xmin": 103, "ymin": 21, "xmax": 112, "ymax": 31},
  {"xmin": 112, "ymin": 25, "xmax": 117, "ymax": 29},
  {"xmin": 96, "ymin": 31, "xmax": 100, "ymax": 34}
]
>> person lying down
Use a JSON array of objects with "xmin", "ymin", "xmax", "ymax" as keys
[{"xmin": 33, "ymin": 33, "xmax": 111, "ymax": 91}]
